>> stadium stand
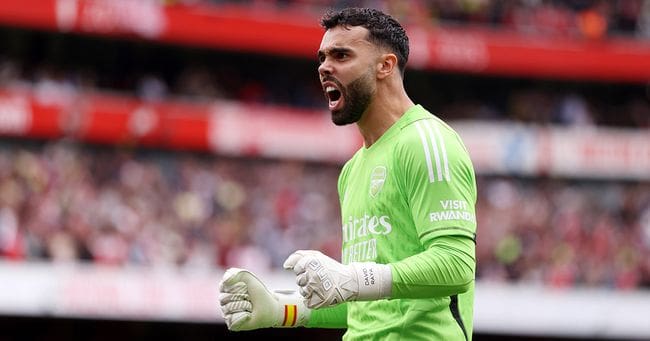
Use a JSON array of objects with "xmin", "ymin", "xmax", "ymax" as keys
[{"xmin": 0, "ymin": 0, "xmax": 649, "ymax": 340}]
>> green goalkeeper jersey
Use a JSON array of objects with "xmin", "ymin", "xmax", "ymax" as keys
[{"xmin": 332, "ymin": 105, "xmax": 477, "ymax": 340}]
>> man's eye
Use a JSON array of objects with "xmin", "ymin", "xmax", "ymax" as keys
[{"xmin": 336, "ymin": 53, "xmax": 347, "ymax": 59}]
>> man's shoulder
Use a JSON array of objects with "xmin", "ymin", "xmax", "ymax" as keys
[
  {"xmin": 400, "ymin": 107, "xmax": 458, "ymax": 137},
  {"xmin": 398, "ymin": 109, "xmax": 466, "ymax": 154},
  {"xmin": 339, "ymin": 148, "xmax": 363, "ymax": 177},
  {"xmin": 395, "ymin": 115, "xmax": 443, "ymax": 151},
  {"xmin": 394, "ymin": 110, "xmax": 472, "ymax": 179}
]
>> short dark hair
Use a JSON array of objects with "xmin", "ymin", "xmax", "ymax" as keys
[{"xmin": 320, "ymin": 7, "xmax": 410, "ymax": 75}]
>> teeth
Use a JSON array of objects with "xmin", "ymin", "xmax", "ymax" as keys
[{"xmin": 326, "ymin": 86, "xmax": 336, "ymax": 92}]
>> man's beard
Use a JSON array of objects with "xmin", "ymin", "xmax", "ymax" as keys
[{"xmin": 331, "ymin": 71, "xmax": 374, "ymax": 126}]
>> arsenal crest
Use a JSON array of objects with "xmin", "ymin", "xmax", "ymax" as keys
[{"xmin": 369, "ymin": 166, "xmax": 387, "ymax": 198}]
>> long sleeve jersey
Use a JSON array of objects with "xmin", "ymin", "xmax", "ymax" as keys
[{"xmin": 308, "ymin": 105, "xmax": 477, "ymax": 341}]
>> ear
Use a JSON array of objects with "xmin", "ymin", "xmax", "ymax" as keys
[{"xmin": 376, "ymin": 53, "xmax": 398, "ymax": 80}]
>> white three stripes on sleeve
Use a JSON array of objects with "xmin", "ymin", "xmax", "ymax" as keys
[
  {"xmin": 432, "ymin": 122, "xmax": 451, "ymax": 181},
  {"xmin": 415, "ymin": 120, "xmax": 450, "ymax": 183}
]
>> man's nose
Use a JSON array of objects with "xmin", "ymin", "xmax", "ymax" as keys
[{"xmin": 318, "ymin": 60, "xmax": 332, "ymax": 77}]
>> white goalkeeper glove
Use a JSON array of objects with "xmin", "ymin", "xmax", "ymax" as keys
[
  {"xmin": 283, "ymin": 250, "xmax": 392, "ymax": 309},
  {"xmin": 218, "ymin": 268, "xmax": 311, "ymax": 331}
]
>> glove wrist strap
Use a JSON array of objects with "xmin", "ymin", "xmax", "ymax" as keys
[
  {"xmin": 350, "ymin": 262, "xmax": 392, "ymax": 301},
  {"xmin": 274, "ymin": 290, "xmax": 311, "ymax": 328}
]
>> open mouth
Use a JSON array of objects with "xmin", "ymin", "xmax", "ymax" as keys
[
  {"xmin": 326, "ymin": 86, "xmax": 341, "ymax": 102},
  {"xmin": 324, "ymin": 84, "xmax": 343, "ymax": 110}
]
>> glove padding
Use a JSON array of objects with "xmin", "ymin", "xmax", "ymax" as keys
[
  {"xmin": 283, "ymin": 250, "xmax": 392, "ymax": 309},
  {"xmin": 219, "ymin": 268, "xmax": 310, "ymax": 331}
]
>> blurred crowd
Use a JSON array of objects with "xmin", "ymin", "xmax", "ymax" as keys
[
  {"xmin": 1, "ymin": 49, "xmax": 648, "ymax": 128},
  {"xmin": 0, "ymin": 140, "xmax": 648, "ymax": 290},
  {"xmin": 2, "ymin": 4, "xmax": 650, "ymax": 128},
  {"xmin": 1, "ymin": 2, "xmax": 649, "ymax": 292},
  {"xmin": 0, "ymin": 141, "xmax": 342, "ymax": 274},
  {"xmin": 477, "ymin": 176, "xmax": 650, "ymax": 289},
  {"xmin": 188, "ymin": 0, "xmax": 650, "ymax": 39}
]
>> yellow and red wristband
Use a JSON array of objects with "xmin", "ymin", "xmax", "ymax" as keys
[
  {"xmin": 274, "ymin": 289, "xmax": 310, "ymax": 328},
  {"xmin": 282, "ymin": 304, "xmax": 298, "ymax": 327}
]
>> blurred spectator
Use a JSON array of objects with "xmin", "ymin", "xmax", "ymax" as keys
[
  {"xmin": 137, "ymin": 73, "xmax": 169, "ymax": 101},
  {"xmin": 175, "ymin": 65, "xmax": 226, "ymax": 100},
  {"xmin": 33, "ymin": 64, "xmax": 77, "ymax": 106},
  {"xmin": 576, "ymin": 1, "xmax": 609, "ymax": 39},
  {"xmin": 0, "ymin": 57, "xmax": 21, "ymax": 84},
  {"xmin": 611, "ymin": 0, "xmax": 643, "ymax": 35},
  {"xmin": 639, "ymin": 0, "xmax": 650, "ymax": 37},
  {"xmin": 554, "ymin": 93, "xmax": 595, "ymax": 126}
]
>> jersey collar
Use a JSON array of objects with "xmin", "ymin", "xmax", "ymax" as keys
[
  {"xmin": 362, "ymin": 104, "xmax": 425, "ymax": 152},
  {"xmin": 396, "ymin": 104, "xmax": 431, "ymax": 130}
]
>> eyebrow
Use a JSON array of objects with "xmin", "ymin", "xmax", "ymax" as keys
[{"xmin": 317, "ymin": 47, "xmax": 353, "ymax": 59}]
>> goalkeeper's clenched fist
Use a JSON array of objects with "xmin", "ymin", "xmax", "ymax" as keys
[
  {"xmin": 218, "ymin": 268, "xmax": 311, "ymax": 331},
  {"xmin": 283, "ymin": 250, "xmax": 392, "ymax": 309}
]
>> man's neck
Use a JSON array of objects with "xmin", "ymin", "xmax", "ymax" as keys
[{"xmin": 357, "ymin": 87, "xmax": 414, "ymax": 148}]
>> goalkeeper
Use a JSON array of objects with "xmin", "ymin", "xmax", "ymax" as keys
[{"xmin": 219, "ymin": 7, "xmax": 477, "ymax": 341}]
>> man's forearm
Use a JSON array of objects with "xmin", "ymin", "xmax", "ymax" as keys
[
  {"xmin": 390, "ymin": 235, "xmax": 475, "ymax": 298},
  {"xmin": 306, "ymin": 303, "xmax": 348, "ymax": 329}
]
